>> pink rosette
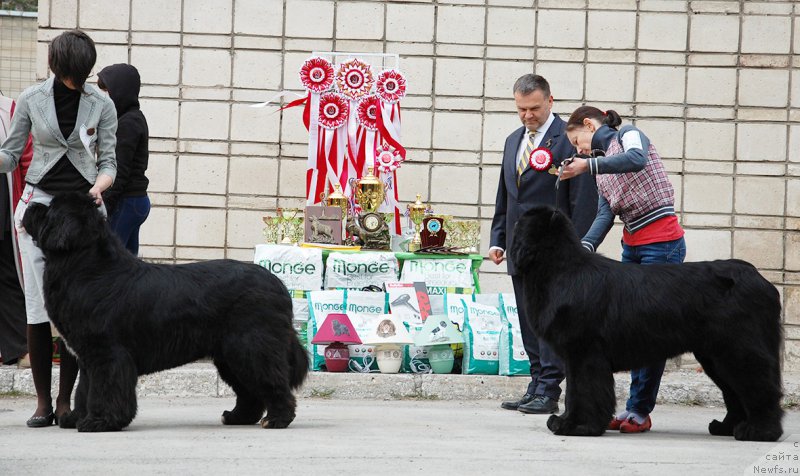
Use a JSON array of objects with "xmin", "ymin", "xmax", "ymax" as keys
[
  {"xmin": 299, "ymin": 56, "xmax": 334, "ymax": 93},
  {"xmin": 529, "ymin": 147, "xmax": 553, "ymax": 171},
  {"xmin": 335, "ymin": 59, "xmax": 374, "ymax": 100},
  {"xmin": 376, "ymin": 69, "xmax": 407, "ymax": 104},
  {"xmin": 356, "ymin": 95, "xmax": 380, "ymax": 131},
  {"xmin": 318, "ymin": 93, "xmax": 350, "ymax": 130},
  {"xmin": 375, "ymin": 143, "xmax": 404, "ymax": 172}
]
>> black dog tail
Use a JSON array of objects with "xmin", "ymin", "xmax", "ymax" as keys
[{"xmin": 288, "ymin": 335, "xmax": 310, "ymax": 390}]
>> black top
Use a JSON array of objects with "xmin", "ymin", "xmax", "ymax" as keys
[
  {"xmin": 36, "ymin": 78, "xmax": 92, "ymax": 194},
  {"xmin": 97, "ymin": 64, "xmax": 149, "ymax": 214}
]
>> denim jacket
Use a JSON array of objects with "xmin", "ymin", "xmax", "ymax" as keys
[{"xmin": 0, "ymin": 77, "xmax": 117, "ymax": 185}]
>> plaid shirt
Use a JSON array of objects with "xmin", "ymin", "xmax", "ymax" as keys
[{"xmin": 595, "ymin": 129, "xmax": 675, "ymax": 233}]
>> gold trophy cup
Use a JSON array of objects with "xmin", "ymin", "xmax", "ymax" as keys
[
  {"xmin": 354, "ymin": 166, "xmax": 384, "ymax": 213},
  {"xmin": 325, "ymin": 183, "xmax": 349, "ymax": 219},
  {"xmin": 407, "ymin": 194, "xmax": 427, "ymax": 252}
]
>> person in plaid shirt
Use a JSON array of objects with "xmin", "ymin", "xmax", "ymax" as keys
[{"xmin": 559, "ymin": 105, "xmax": 686, "ymax": 434}]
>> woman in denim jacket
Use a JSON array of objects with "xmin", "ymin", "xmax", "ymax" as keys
[
  {"xmin": 559, "ymin": 105, "xmax": 686, "ymax": 435},
  {"xmin": 0, "ymin": 30, "xmax": 117, "ymax": 428}
]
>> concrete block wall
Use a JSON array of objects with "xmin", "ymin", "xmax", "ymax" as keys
[{"xmin": 34, "ymin": 1, "xmax": 800, "ymax": 364}]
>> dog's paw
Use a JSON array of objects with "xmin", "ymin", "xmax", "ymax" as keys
[
  {"xmin": 76, "ymin": 416, "xmax": 122, "ymax": 432},
  {"xmin": 260, "ymin": 414, "xmax": 294, "ymax": 429},
  {"xmin": 708, "ymin": 419, "xmax": 734, "ymax": 436},
  {"xmin": 221, "ymin": 410, "xmax": 262, "ymax": 425},
  {"xmin": 546, "ymin": 415, "xmax": 563, "ymax": 433},
  {"xmin": 733, "ymin": 421, "xmax": 783, "ymax": 442},
  {"xmin": 58, "ymin": 410, "xmax": 80, "ymax": 429}
]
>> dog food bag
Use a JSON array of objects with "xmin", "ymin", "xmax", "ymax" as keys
[
  {"xmin": 346, "ymin": 312, "xmax": 383, "ymax": 373},
  {"xmin": 290, "ymin": 290, "xmax": 310, "ymax": 349},
  {"xmin": 444, "ymin": 293, "xmax": 473, "ymax": 363},
  {"xmin": 254, "ymin": 244, "xmax": 323, "ymax": 291},
  {"xmin": 474, "ymin": 293, "xmax": 500, "ymax": 310},
  {"xmin": 461, "ymin": 300, "xmax": 502, "ymax": 375},
  {"xmin": 498, "ymin": 293, "xmax": 530, "ymax": 376},
  {"xmin": 428, "ymin": 286, "xmax": 473, "ymax": 315},
  {"xmin": 401, "ymin": 320, "xmax": 431, "ymax": 374},
  {"xmin": 443, "ymin": 293, "xmax": 474, "ymax": 331},
  {"xmin": 344, "ymin": 290, "xmax": 388, "ymax": 372},
  {"xmin": 307, "ymin": 290, "xmax": 346, "ymax": 371},
  {"xmin": 325, "ymin": 252, "xmax": 399, "ymax": 289},
  {"xmin": 400, "ymin": 258, "xmax": 474, "ymax": 288}
]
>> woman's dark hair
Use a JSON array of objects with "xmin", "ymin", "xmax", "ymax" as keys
[
  {"xmin": 48, "ymin": 30, "xmax": 97, "ymax": 90},
  {"xmin": 566, "ymin": 106, "xmax": 622, "ymax": 131}
]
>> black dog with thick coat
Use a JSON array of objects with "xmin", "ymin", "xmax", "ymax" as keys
[
  {"xmin": 510, "ymin": 205, "xmax": 783, "ymax": 441},
  {"xmin": 22, "ymin": 193, "xmax": 309, "ymax": 432}
]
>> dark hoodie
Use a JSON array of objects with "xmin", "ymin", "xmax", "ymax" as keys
[{"xmin": 97, "ymin": 63, "xmax": 149, "ymax": 213}]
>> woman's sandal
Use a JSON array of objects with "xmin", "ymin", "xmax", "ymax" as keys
[{"xmin": 26, "ymin": 409, "xmax": 55, "ymax": 428}]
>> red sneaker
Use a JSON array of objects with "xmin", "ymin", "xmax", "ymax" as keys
[
  {"xmin": 620, "ymin": 415, "xmax": 652, "ymax": 433},
  {"xmin": 608, "ymin": 417, "xmax": 624, "ymax": 430}
]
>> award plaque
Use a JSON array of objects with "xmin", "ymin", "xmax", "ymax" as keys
[
  {"xmin": 421, "ymin": 216, "xmax": 446, "ymax": 248},
  {"xmin": 304, "ymin": 206, "xmax": 343, "ymax": 245}
]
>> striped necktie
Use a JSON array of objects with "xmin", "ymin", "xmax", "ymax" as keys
[{"xmin": 517, "ymin": 130, "xmax": 537, "ymax": 186}]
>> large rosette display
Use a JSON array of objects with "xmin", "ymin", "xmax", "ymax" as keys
[
  {"xmin": 335, "ymin": 59, "xmax": 374, "ymax": 100},
  {"xmin": 299, "ymin": 56, "xmax": 334, "ymax": 93},
  {"xmin": 319, "ymin": 93, "xmax": 349, "ymax": 130},
  {"xmin": 356, "ymin": 95, "xmax": 380, "ymax": 132},
  {"xmin": 375, "ymin": 69, "xmax": 406, "ymax": 104}
]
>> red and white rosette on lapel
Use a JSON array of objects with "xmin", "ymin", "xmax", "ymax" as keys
[
  {"xmin": 299, "ymin": 57, "xmax": 336, "ymax": 204},
  {"xmin": 313, "ymin": 93, "xmax": 352, "ymax": 204},
  {"xmin": 529, "ymin": 147, "xmax": 553, "ymax": 172},
  {"xmin": 374, "ymin": 69, "xmax": 407, "ymax": 233}
]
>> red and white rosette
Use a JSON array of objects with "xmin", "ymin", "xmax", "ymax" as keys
[
  {"xmin": 299, "ymin": 56, "xmax": 334, "ymax": 93},
  {"xmin": 375, "ymin": 144, "xmax": 403, "ymax": 173},
  {"xmin": 335, "ymin": 59, "xmax": 374, "ymax": 100},
  {"xmin": 356, "ymin": 95, "xmax": 380, "ymax": 131},
  {"xmin": 529, "ymin": 147, "xmax": 553, "ymax": 172},
  {"xmin": 375, "ymin": 69, "xmax": 406, "ymax": 104},
  {"xmin": 318, "ymin": 93, "xmax": 349, "ymax": 130}
]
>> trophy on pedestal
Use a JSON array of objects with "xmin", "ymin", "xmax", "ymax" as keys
[
  {"xmin": 347, "ymin": 166, "xmax": 390, "ymax": 250},
  {"xmin": 406, "ymin": 194, "xmax": 427, "ymax": 252}
]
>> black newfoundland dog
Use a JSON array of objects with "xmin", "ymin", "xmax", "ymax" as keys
[
  {"xmin": 22, "ymin": 193, "xmax": 309, "ymax": 432},
  {"xmin": 510, "ymin": 206, "xmax": 783, "ymax": 441}
]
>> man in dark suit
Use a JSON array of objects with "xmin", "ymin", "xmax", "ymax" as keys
[{"xmin": 490, "ymin": 74, "xmax": 597, "ymax": 414}]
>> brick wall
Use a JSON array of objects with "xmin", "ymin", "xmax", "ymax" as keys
[{"xmin": 32, "ymin": 0, "xmax": 800, "ymax": 364}]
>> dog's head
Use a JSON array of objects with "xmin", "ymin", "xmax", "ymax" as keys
[
  {"xmin": 22, "ymin": 192, "xmax": 107, "ymax": 252},
  {"xmin": 510, "ymin": 206, "xmax": 579, "ymax": 272}
]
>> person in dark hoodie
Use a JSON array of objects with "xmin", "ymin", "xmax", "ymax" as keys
[{"xmin": 97, "ymin": 64, "xmax": 150, "ymax": 255}]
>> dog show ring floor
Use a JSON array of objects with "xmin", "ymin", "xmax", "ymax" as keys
[
  {"xmin": 2, "ymin": 365, "xmax": 800, "ymax": 474},
  {"xmin": 0, "ymin": 396, "xmax": 799, "ymax": 475}
]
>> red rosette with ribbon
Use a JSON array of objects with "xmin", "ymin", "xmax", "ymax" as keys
[
  {"xmin": 356, "ymin": 95, "xmax": 380, "ymax": 131},
  {"xmin": 376, "ymin": 69, "xmax": 406, "ymax": 104},
  {"xmin": 299, "ymin": 57, "xmax": 334, "ymax": 93},
  {"xmin": 375, "ymin": 143, "xmax": 404, "ymax": 172},
  {"xmin": 335, "ymin": 59, "xmax": 374, "ymax": 100},
  {"xmin": 529, "ymin": 147, "xmax": 553, "ymax": 172},
  {"xmin": 318, "ymin": 93, "xmax": 350, "ymax": 130}
]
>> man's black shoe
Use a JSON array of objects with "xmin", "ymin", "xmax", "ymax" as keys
[
  {"xmin": 500, "ymin": 393, "xmax": 535, "ymax": 411},
  {"xmin": 518, "ymin": 395, "xmax": 559, "ymax": 414}
]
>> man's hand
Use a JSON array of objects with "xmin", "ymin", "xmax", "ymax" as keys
[
  {"xmin": 489, "ymin": 248, "xmax": 505, "ymax": 265},
  {"xmin": 559, "ymin": 157, "xmax": 589, "ymax": 181}
]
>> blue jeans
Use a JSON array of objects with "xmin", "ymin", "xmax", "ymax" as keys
[
  {"xmin": 621, "ymin": 237, "xmax": 686, "ymax": 416},
  {"xmin": 108, "ymin": 195, "xmax": 151, "ymax": 256}
]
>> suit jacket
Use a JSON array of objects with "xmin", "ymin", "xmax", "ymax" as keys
[
  {"xmin": 0, "ymin": 77, "xmax": 117, "ymax": 185},
  {"xmin": 490, "ymin": 114, "xmax": 598, "ymax": 275}
]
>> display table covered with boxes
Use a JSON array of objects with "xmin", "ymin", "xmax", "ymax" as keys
[{"xmin": 253, "ymin": 244, "xmax": 527, "ymax": 377}]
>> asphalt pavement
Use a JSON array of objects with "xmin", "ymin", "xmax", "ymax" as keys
[{"xmin": 0, "ymin": 396, "xmax": 798, "ymax": 475}]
